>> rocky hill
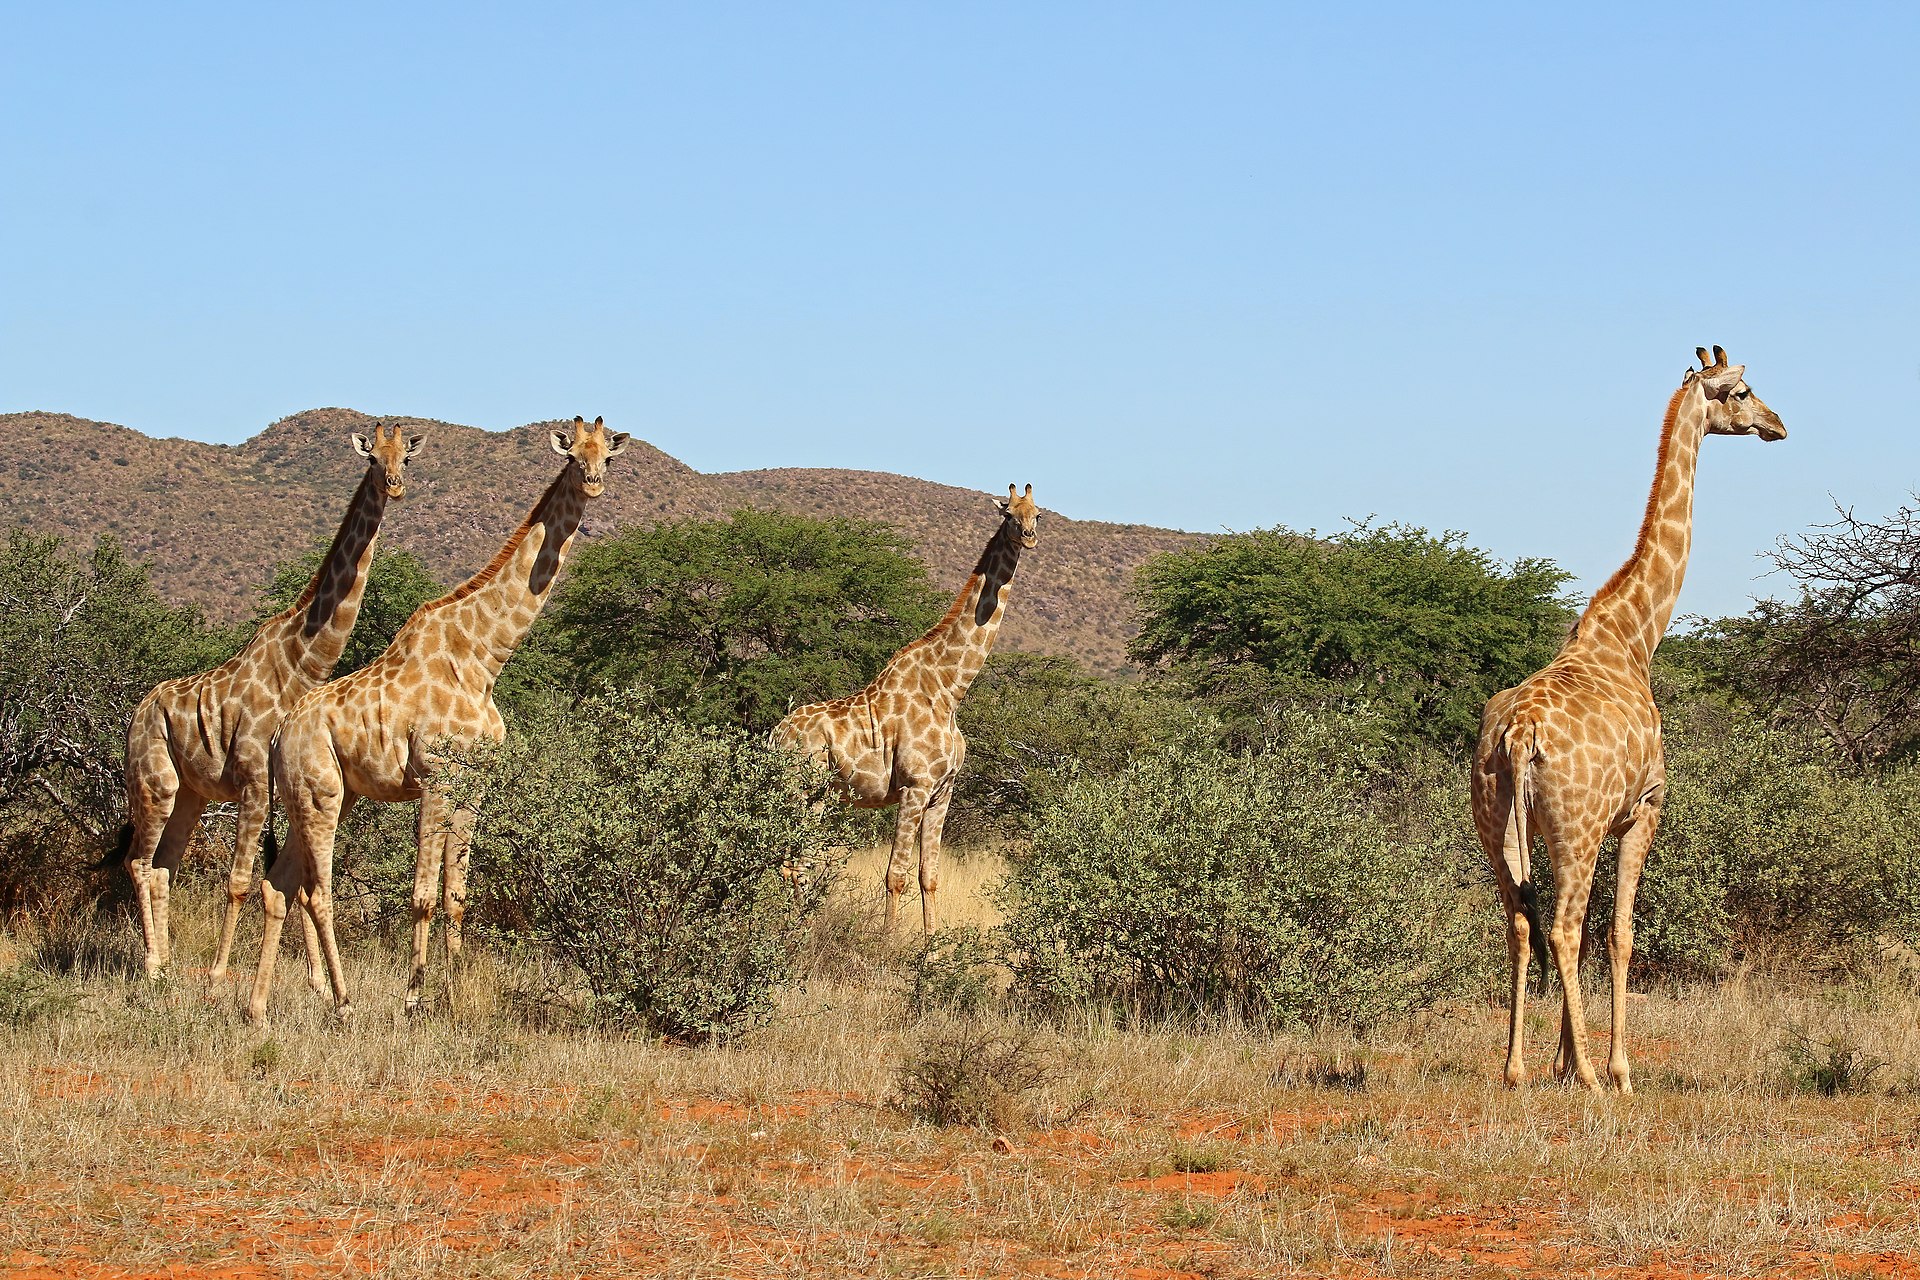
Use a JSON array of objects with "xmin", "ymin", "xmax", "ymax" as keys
[{"xmin": 0, "ymin": 409, "xmax": 1203, "ymax": 671}]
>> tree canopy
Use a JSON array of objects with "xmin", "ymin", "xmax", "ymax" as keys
[
  {"xmin": 544, "ymin": 509, "xmax": 944, "ymax": 731},
  {"xmin": 1128, "ymin": 521, "xmax": 1574, "ymax": 748},
  {"xmin": 1679, "ymin": 499, "xmax": 1920, "ymax": 769}
]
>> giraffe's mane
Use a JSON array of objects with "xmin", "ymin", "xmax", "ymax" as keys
[
  {"xmin": 1580, "ymin": 376, "xmax": 1694, "ymax": 619},
  {"xmin": 422, "ymin": 464, "xmax": 570, "ymax": 610},
  {"xmin": 291, "ymin": 464, "xmax": 377, "ymax": 615}
]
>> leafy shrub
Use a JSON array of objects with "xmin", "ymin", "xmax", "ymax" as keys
[
  {"xmin": 1777, "ymin": 1026, "xmax": 1888, "ymax": 1097},
  {"xmin": 891, "ymin": 1022, "xmax": 1063, "ymax": 1129},
  {"xmin": 1581, "ymin": 701, "xmax": 1920, "ymax": 982},
  {"xmin": 458, "ymin": 689, "xmax": 837, "ymax": 1042},
  {"xmin": 1001, "ymin": 708, "xmax": 1486, "ymax": 1030},
  {"xmin": 544, "ymin": 510, "xmax": 942, "ymax": 731},
  {"xmin": 1129, "ymin": 521, "xmax": 1573, "ymax": 750},
  {"xmin": 0, "ymin": 966, "xmax": 81, "ymax": 1029},
  {"xmin": 951, "ymin": 653, "xmax": 1205, "ymax": 844},
  {"xmin": 0, "ymin": 530, "xmax": 227, "ymax": 919},
  {"xmin": 909, "ymin": 926, "xmax": 1007, "ymax": 1017}
]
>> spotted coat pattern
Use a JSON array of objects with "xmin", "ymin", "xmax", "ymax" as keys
[
  {"xmin": 246, "ymin": 417, "xmax": 627, "ymax": 1026},
  {"xmin": 773, "ymin": 485, "xmax": 1039, "ymax": 932},
  {"xmin": 1472, "ymin": 349, "xmax": 1786, "ymax": 1093},
  {"xmin": 121, "ymin": 423, "xmax": 421, "ymax": 982}
]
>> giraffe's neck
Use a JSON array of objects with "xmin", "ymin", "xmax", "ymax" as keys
[
  {"xmin": 906, "ymin": 518, "xmax": 1024, "ymax": 700},
  {"xmin": 1568, "ymin": 380, "xmax": 1707, "ymax": 673},
  {"xmin": 434, "ymin": 461, "xmax": 589, "ymax": 683},
  {"xmin": 285, "ymin": 466, "xmax": 390, "ymax": 681}
]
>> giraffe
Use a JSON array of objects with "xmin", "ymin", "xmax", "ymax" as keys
[
  {"xmin": 246, "ymin": 416, "xmax": 627, "ymax": 1026},
  {"xmin": 122, "ymin": 421, "xmax": 423, "ymax": 982},
  {"xmin": 773, "ymin": 484, "xmax": 1040, "ymax": 932},
  {"xmin": 1472, "ymin": 347, "xmax": 1786, "ymax": 1093}
]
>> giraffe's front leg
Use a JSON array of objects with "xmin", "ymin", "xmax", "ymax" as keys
[{"xmin": 884, "ymin": 788, "xmax": 931, "ymax": 932}]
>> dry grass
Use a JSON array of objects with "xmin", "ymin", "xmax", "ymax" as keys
[{"xmin": 3, "ymin": 865, "xmax": 1920, "ymax": 1279}]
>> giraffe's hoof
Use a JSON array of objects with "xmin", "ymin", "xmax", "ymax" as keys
[{"xmin": 334, "ymin": 1003, "xmax": 355, "ymax": 1024}]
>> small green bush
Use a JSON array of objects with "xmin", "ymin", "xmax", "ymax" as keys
[
  {"xmin": 1001, "ymin": 709, "xmax": 1486, "ymax": 1030},
  {"xmin": 891, "ymin": 1022, "xmax": 1062, "ymax": 1129},
  {"xmin": 1777, "ymin": 1026, "xmax": 1888, "ymax": 1097},
  {"xmin": 459, "ymin": 690, "xmax": 837, "ymax": 1043},
  {"xmin": 909, "ymin": 926, "xmax": 1007, "ymax": 1017}
]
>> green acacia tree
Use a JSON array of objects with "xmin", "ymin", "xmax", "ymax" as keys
[
  {"xmin": 1129, "ymin": 521, "xmax": 1573, "ymax": 749},
  {"xmin": 0, "ymin": 530, "xmax": 226, "ymax": 914},
  {"xmin": 544, "ymin": 509, "xmax": 943, "ymax": 731},
  {"xmin": 250, "ymin": 544, "xmax": 445, "ymax": 676}
]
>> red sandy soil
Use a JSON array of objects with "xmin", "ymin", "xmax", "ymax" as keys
[{"xmin": 8, "ymin": 1072, "xmax": 1919, "ymax": 1280}]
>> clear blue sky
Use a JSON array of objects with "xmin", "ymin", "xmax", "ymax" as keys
[{"xmin": 4, "ymin": 3, "xmax": 1915, "ymax": 619}]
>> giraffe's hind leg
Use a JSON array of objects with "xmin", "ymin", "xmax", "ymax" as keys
[
  {"xmin": 1473, "ymin": 768, "xmax": 1532, "ymax": 1088},
  {"xmin": 1607, "ymin": 797, "xmax": 1661, "ymax": 1095},
  {"xmin": 1544, "ymin": 824, "xmax": 1607, "ymax": 1093},
  {"xmin": 148, "ymin": 793, "xmax": 207, "ymax": 975}
]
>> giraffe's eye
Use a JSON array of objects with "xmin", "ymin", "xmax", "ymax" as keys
[{"xmin": 1734, "ymin": 389, "xmax": 1750, "ymax": 400}]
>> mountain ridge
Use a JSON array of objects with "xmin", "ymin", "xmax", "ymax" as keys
[{"xmin": 0, "ymin": 409, "xmax": 1205, "ymax": 671}]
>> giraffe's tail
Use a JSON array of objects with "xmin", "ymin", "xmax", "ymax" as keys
[
  {"xmin": 262, "ymin": 738, "xmax": 281, "ymax": 874},
  {"xmin": 1504, "ymin": 723, "xmax": 1550, "ymax": 981},
  {"xmin": 92, "ymin": 821, "xmax": 135, "ymax": 872}
]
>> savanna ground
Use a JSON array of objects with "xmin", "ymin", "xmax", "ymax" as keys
[{"xmin": 3, "ymin": 848, "xmax": 1918, "ymax": 1280}]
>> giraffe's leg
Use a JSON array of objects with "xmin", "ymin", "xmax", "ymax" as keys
[
  {"xmin": 1607, "ymin": 799, "xmax": 1660, "ymax": 1095},
  {"xmin": 1545, "ymin": 828, "xmax": 1605, "ymax": 1093},
  {"xmin": 440, "ymin": 799, "xmax": 476, "ymax": 970},
  {"xmin": 918, "ymin": 778, "xmax": 957, "ymax": 934},
  {"xmin": 1474, "ymin": 771, "xmax": 1532, "ymax": 1088},
  {"xmin": 247, "ymin": 820, "xmax": 302, "ymax": 1028},
  {"xmin": 300, "ymin": 794, "xmax": 355, "ymax": 997},
  {"xmin": 297, "ymin": 793, "xmax": 352, "ymax": 1021},
  {"xmin": 883, "ymin": 788, "xmax": 931, "ymax": 932},
  {"xmin": 209, "ymin": 779, "xmax": 269, "ymax": 983},
  {"xmin": 125, "ymin": 754, "xmax": 179, "ymax": 980},
  {"xmin": 148, "ymin": 793, "xmax": 207, "ymax": 975},
  {"xmin": 408, "ymin": 791, "xmax": 452, "ymax": 1012}
]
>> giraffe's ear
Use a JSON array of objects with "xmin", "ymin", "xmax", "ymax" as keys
[
  {"xmin": 551, "ymin": 430, "xmax": 573, "ymax": 456},
  {"xmin": 405, "ymin": 434, "xmax": 425, "ymax": 460},
  {"xmin": 606, "ymin": 431, "xmax": 631, "ymax": 457},
  {"xmin": 1699, "ymin": 362, "xmax": 1745, "ymax": 394},
  {"xmin": 351, "ymin": 433, "xmax": 374, "ymax": 459},
  {"xmin": 993, "ymin": 496, "xmax": 1010, "ymax": 514}
]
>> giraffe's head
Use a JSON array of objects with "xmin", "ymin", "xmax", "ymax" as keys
[
  {"xmin": 1691, "ymin": 346, "xmax": 1786, "ymax": 442},
  {"xmin": 995, "ymin": 483, "xmax": 1040, "ymax": 549},
  {"xmin": 550, "ymin": 415, "xmax": 631, "ymax": 497},
  {"xmin": 351, "ymin": 421, "xmax": 425, "ymax": 499}
]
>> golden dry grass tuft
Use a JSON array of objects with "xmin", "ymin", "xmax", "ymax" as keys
[{"xmin": 2, "ymin": 864, "xmax": 1919, "ymax": 1279}]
